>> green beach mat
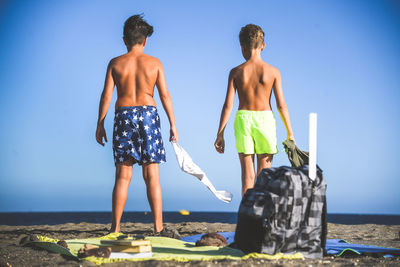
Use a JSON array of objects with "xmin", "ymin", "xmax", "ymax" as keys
[{"xmin": 27, "ymin": 233, "xmax": 303, "ymax": 265}]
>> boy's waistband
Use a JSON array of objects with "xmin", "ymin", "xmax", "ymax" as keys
[
  {"xmin": 236, "ymin": 109, "xmax": 273, "ymax": 115},
  {"xmin": 115, "ymin": 105, "xmax": 157, "ymax": 112}
]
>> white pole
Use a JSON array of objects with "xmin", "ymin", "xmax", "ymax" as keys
[{"xmin": 309, "ymin": 113, "xmax": 317, "ymax": 181}]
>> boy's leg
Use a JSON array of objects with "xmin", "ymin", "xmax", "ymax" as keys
[
  {"xmin": 256, "ymin": 153, "xmax": 273, "ymax": 176},
  {"xmin": 142, "ymin": 162, "xmax": 163, "ymax": 233},
  {"xmin": 110, "ymin": 158, "xmax": 135, "ymax": 233},
  {"xmin": 239, "ymin": 153, "xmax": 255, "ymax": 197}
]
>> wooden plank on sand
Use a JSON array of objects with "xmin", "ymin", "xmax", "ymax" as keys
[
  {"xmin": 108, "ymin": 244, "xmax": 152, "ymax": 253},
  {"xmin": 100, "ymin": 239, "xmax": 151, "ymax": 246}
]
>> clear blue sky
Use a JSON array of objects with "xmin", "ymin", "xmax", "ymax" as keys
[{"xmin": 0, "ymin": 0, "xmax": 399, "ymax": 214}]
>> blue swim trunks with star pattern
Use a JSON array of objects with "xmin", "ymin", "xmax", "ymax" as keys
[{"xmin": 113, "ymin": 106, "xmax": 166, "ymax": 165}]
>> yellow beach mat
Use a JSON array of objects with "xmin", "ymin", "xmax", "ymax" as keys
[{"xmin": 29, "ymin": 233, "xmax": 303, "ymax": 265}]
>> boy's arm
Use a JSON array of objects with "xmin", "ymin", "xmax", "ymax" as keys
[
  {"xmin": 155, "ymin": 61, "xmax": 178, "ymax": 142},
  {"xmin": 96, "ymin": 60, "xmax": 115, "ymax": 146},
  {"xmin": 272, "ymin": 69, "xmax": 295, "ymax": 140},
  {"xmin": 214, "ymin": 70, "xmax": 236, "ymax": 154}
]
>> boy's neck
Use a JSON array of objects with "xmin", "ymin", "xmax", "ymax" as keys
[
  {"xmin": 243, "ymin": 48, "xmax": 263, "ymax": 61},
  {"xmin": 127, "ymin": 44, "xmax": 145, "ymax": 54}
]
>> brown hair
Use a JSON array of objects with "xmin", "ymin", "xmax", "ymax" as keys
[
  {"xmin": 239, "ymin": 24, "xmax": 265, "ymax": 49},
  {"xmin": 123, "ymin": 14, "xmax": 153, "ymax": 47}
]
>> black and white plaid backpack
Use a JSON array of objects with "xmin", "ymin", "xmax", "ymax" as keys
[{"xmin": 234, "ymin": 114, "xmax": 327, "ymax": 259}]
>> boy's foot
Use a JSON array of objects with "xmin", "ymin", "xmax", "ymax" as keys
[
  {"xmin": 154, "ymin": 226, "xmax": 181, "ymax": 239},
  {"xmin": 108, "ymin": 225, "xmax": 120, "ymax": 233}
]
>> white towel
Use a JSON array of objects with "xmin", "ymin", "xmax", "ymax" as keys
[{"xmin": 171, "ymin": 142, "xmax": 233, "ymax": 203}]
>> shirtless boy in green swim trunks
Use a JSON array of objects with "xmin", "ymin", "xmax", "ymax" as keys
[{"xmin": 215, "ymin": 24, "xmax": 295, "ymax": 197}]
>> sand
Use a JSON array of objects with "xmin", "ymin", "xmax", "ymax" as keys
[{"xmin": 0, "ymin": 222, "xmax": 399, "ymax": 266}]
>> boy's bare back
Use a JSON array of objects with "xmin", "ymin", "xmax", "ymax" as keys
[
  {"xmin": 231, "ymin": 59, "xmax": 280, "ymax": 111},
  {"xmin": 109, "ymin": 53, "xmax": 162, "ymax": 109}
]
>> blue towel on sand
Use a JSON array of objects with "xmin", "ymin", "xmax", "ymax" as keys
[
  {"xmin": 326, "ymin": 239, "xmax": 400, "ymax": 257},
  {"xmin": 181, "ymin": 232, "xmax": 400, "ymax": 257}
]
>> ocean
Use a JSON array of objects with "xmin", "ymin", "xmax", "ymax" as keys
[{"xmin": 0, "ymin": 212, "xmax": 399, "ymax": 226}]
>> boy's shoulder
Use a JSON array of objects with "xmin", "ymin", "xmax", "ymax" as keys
[
  {"xmin": 263, "ymin": 62, "xmax": 280, "ymax": 77},
  {"xmin": 228, "ymin": 63, "xmax": 245, "ymax": 78},
  {"xmin": 139, "ymin": 53, "xmax": 163, "ymax": 65},
  {"xmin": 230, "ymin": 61, "xmax": 245, "ymax": 71},
  {"xmin": 107, "ymin": 54, "xmax": 124, "ymax": 69}
]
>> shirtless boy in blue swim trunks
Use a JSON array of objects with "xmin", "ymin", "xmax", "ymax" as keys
[
  {"xmin": 96, "ymin": 15, "xmax": 178, "ymax": 235},
  {"xmin": 215, "ymin": 24, "xmax": 295, "ymax": 197}
]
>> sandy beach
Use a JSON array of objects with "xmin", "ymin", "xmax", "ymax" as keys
[{"xmin": 0, "ymin": 222, "xmax": 399, "ymax": 266}]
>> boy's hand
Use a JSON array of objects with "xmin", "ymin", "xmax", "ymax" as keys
[
  {"xmin": 96, "ymin": 123, "xmax": 108, "ymax": 146},
  {"xmin": 214, "ymin": 135, "xmax": 225, "ymax": 154},
  {"xmin": 170, "ymin": 126, "xmax": 179, "ymax": 143},
  {"xmin": 287, "ymin": 135, "xmax": 296, "ymax": 144}
]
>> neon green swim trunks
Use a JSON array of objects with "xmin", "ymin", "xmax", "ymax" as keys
[{"xmin": 234, "ymin": 110, "xmax": 278, "ymax": 155}]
